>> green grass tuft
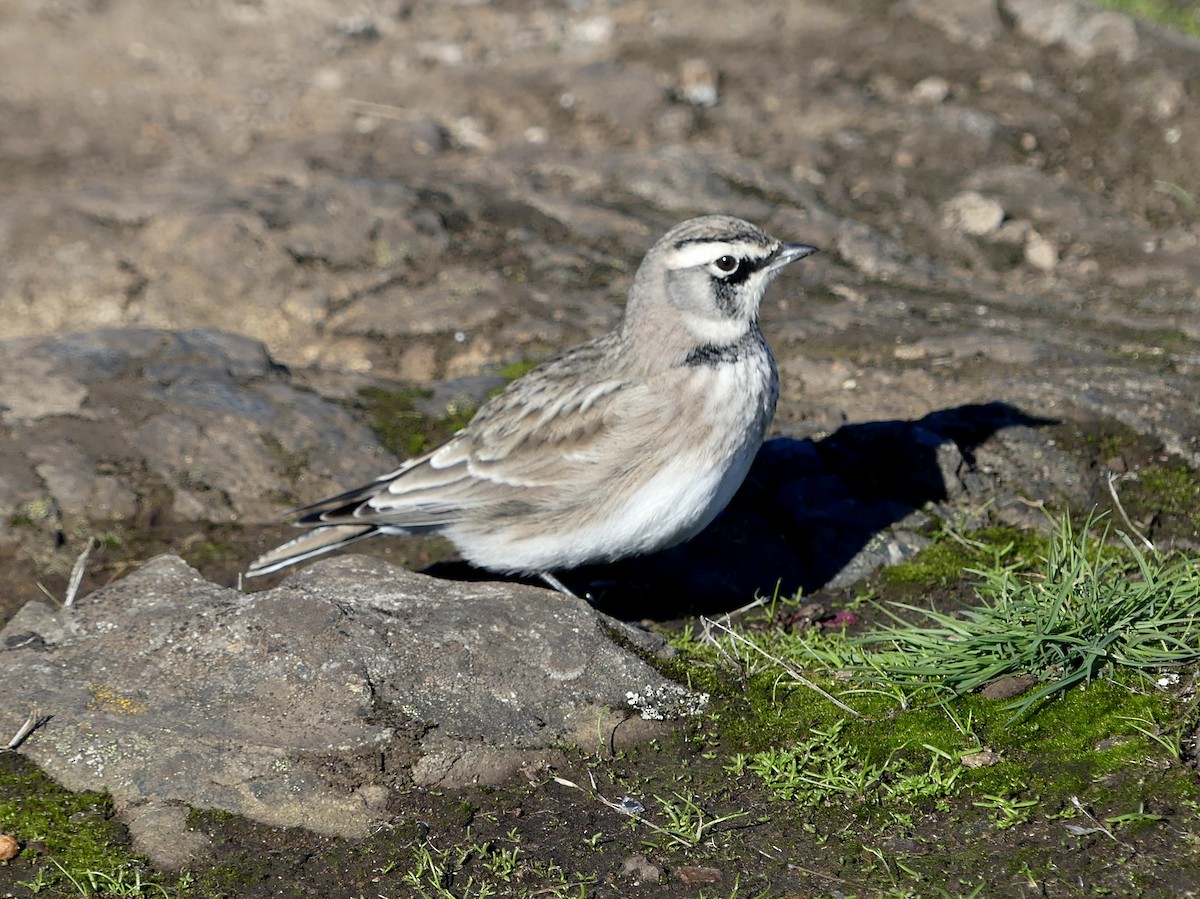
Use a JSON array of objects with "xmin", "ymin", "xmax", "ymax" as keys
[{"xmin": 859, "ymin": 515, "xmax": 1200, "ymax": 719}]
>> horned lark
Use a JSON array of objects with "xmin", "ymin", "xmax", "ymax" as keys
[{"xmin": 248, "ymin": 215, "xmax": 817, "ymax": 593}]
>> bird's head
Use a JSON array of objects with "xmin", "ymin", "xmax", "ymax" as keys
[{"xmin": 627, "ymin": 215, "xmax": 817, "ymax": 348}]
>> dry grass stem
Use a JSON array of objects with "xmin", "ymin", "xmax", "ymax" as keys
[{"xmin": 699, "ymin": 615, "xmax": 859, "ymax": 716}]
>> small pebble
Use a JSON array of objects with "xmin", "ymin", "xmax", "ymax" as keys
[
  {"xmin": 941, "ymin": 191, "xmax": 1005, "ymax": 237},
  {"xmin": 0, "ymin": 834, "xmax": 19, "ymax": 861},
  {"xmin": 961, "ymin": 749, "xmax": 1002, "ymax": 769},
  {"xmin": 979, "ymin": 674, "xmax": 1037, "ymax": 700},
  {"xmin": 911, "ymin": 75, "xmax": 950, "ymax": 104},
  {"xmin": 1025, "ymin": 232, "xmax": 1058, "ymax": 271},
  {"xmin": 619, "ymin": 853, "xmax": 662, "ymax": 884},
  {"xmin": 679, "ymin": 58, "xmax": 719, "ymax": 107}
]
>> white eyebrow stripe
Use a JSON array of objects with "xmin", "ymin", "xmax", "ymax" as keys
[{"xmin": 662, "ymin": 241, "xmax": 769, "ymax": 271}]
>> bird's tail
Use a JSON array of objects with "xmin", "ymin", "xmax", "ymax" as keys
[{"xmin": 245, "ymin": 525, "xmax": 378, "ymax": 577}]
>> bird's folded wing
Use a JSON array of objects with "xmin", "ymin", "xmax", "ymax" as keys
[{"xmin": 303, "ymin": 375, "xmax": 649, "ymax": 528}]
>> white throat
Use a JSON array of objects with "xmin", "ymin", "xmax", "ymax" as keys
[{"xmin": 684, "ymin": 314, "xmax": 750, "ymax": 345}]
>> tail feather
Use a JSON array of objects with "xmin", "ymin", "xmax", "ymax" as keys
[{"xmin": 246, "ymin": 525, "xmax": 378, "ymax": 577}]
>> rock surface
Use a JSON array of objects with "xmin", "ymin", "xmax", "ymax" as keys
[
  {"xmin": 0, "ymin": 328, "xmax": 395, "ymax": 582},
  {"xmin": 1, "ymin": 553, "xmax": 685, "ymax": 863}
]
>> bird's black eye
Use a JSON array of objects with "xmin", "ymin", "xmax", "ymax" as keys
[{"xmin": 714, "ymin": 255, "xmax": 739, "ymax": 274}]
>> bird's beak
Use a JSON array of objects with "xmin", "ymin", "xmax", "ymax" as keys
[{"xmin": 766, "ymin": 242, "xmax": 819, "ymax": 276}]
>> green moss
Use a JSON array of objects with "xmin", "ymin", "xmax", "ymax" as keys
[
  {"xmin": 358, "ymin": 386, "xmax": 463, "ymax": 459},
  {"xmin": 880, "ymin": 525, "xmax": 1044, "ymax": 589},
  {"xmin": 0, "ymin": 759, "xmax": 119, "ymax": 867},
  {"xmin": 677, "ymin": 598, "xmax": 1199, "ymax": 844},
  {"xmin": 496, "ymin": 358, "xmax": 540, "ymax": 382},
  {"xmin": 1134, "ymin": 463, "xmax": 1200, "ymax": 537},
  {"xmin": 0, "ymin": 754, "xmax": 174, "ymax": 895},
  {"xmin": 7, "ymin": 498, "xmax": 57, "ymax": 529},
  {"xmin": 357, "ymin": 359, "xmax": 544, "ymax": 463},
  {"xmin": 181, "ymin": 537, "xmax": 244, "ymax": 569},
  {"xmin": 1139, "ymin": 464, "xmax": 1200, "ymax": 505}
]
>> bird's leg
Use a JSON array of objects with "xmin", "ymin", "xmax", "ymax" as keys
[
  {"xmin": 538, "ymin": 571, "xmax": 596, "ymax": 603},
  {"xmin": 539, "ymin": 571, "xmax": 577, "ymax": 596}
]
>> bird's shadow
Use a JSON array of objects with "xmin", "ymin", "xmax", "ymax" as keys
[{"xmin": 427, "ymin": 402, "xmax": 1056, "ymax": 619}]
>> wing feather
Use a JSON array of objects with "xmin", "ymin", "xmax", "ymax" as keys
[{"xmin": 286, "ymin": 333, "xmax": 659, "ymax": 532}]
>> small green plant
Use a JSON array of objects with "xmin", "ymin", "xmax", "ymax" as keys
[
  {"xmin": 17, "ymin": 865, "xmax": 54, "ymax": 894},
  {"xmin": 731, "ymin": 720, "xmax": 963, "ymax": 810},
  {"xmin": 478, "ymin": 841, "xmax": 521, "ymax": 879},
  {"xmin": 1105, "ymin": 804, "xmax": 1165, "ymax": 830},
  {"xmin": 972, "ymin": 792, "xmax": 1039, "ymax": 829},
  {"xmin": 1117, "ymin": 713, "xmax": 1183, "ymax": 759},
  {"xmin": 23, "ymin": 859, "xmax": 171, "ymax": 898},
  {"xmin": 736, "ymin": 719, "xmax": 882, "ymax": 805},
  {"xmin": 650, "ymin": 790, "xmax": 750, "ymax": 849},
  {"xmin": 402, "ymin": 842, "xmax": 494, "ymax": 899},
  {"xmin": 397, "ymin": 837, "xmax": 594, "ymax": 899},
  {"xmin": 886, "ymin": 745, "xmax": 964, "ymax": 806},
  {"xmin": 859, "ymin": 515, "xmax": 1200, "ymax": 718}
]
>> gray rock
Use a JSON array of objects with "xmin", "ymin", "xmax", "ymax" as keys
[
  {"xmin": 1002, "ymin": 0, "xmax": 1141, "ymax": 63},
  {"xmin": 825, "ymin": 529, "xmax": 932, "ymax": 590},
  {"xmin": 120, "ymin": 801, "xmax": 212, "ymax": 872},
  {"xmin": 0, "ymin": 328, "xmax": 395, "ymax": 570},
  {"xmin": 900, "ymin": 0, "xmax": 1004, "ymax": 48},
  {"xmin": 0, "ymin": 341, "xmax": 90, "ymax": 424},
  {"xmin": 327, "ymin": 267, "xmax": 506, "ymax": 339},
  {"xmin": 0, "ymin": 177, "xmax": 454, "ymax": 380},
  {"xmin": 0, "ymin": 554, "xmax": 691, "ymax": 864}
]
